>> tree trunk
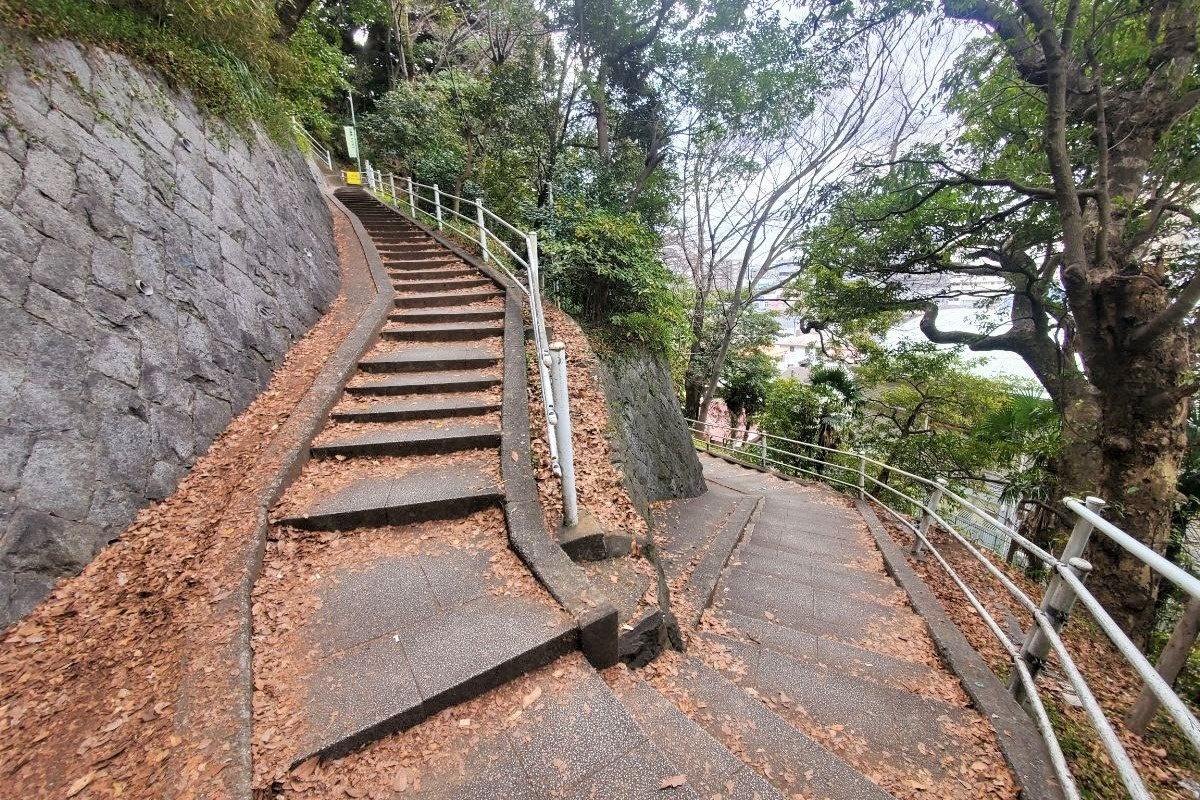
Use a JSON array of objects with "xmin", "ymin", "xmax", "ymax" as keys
[
  {"xmin": 274, "ymin": 0, "xmax": 318, "ymax": 40},
  {"xmin": 1054, "ymin": 284, "xmax": 1191, "ymax": 650}
]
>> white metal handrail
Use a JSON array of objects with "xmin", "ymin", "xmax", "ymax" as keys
[
  {"xmin": 292, "ymin": 118, "xmax": 333, "ymax": 170},
  {"xmin": 361, "ymin": 162, "xmax": 578, "ymax": 527},
  {"xmin": 688, "ymin": 417, "xmax": 1200, "ymax": 800}
]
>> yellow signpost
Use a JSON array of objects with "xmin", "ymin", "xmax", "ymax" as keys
[{"xmin": 345, "ymin": 171, "xmax": 361, "ymax": 186}]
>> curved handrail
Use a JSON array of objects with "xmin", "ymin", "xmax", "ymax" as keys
[
  {"xmin": 688, "ymin": 416, "xmax": 1200, "ymax": 799},
  {"xmin": 358, "ymin": 162, "xmax": 579, "ymax": 526}
]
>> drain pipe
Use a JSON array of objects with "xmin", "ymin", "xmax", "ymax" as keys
[{"xmin": 549, "ymin": 342, "xmax": 578, "ymax": 528}]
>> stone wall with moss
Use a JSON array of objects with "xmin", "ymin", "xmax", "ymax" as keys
[
  {"xmin": 0, "ymin": 39, "xmax": 339, "ymax": 625},
  {"xmin": 594, "ymin": 347, "xmax": 706, "ymax": 516}
]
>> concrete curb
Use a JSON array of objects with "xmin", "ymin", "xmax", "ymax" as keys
[
  {"xmin": 854, "ymin": 500, "xmax": 1065, "ymax": 800},
  {"xmin": 191, "ymin": 184, "xmax": 393, "ymax": 800},
  {"xmin": 374, "ymin": 202, "xmax": 620, "ymax": 668}
]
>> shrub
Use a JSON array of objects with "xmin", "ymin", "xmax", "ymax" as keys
[{"xmin": 542, "ymin": 203, "xmax": 684, "ymax": 352}]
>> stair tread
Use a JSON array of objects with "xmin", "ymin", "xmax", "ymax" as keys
[
  {"xmin": 668, "ymin": 655, "xmax": 896, "ymax": 800},
  {"xmin": 331, "ymin": 397, "xmax": 500, "ymax": 422},
  {"xmin": 360, "ymin": 347, "xmax": 499, "ymax": 371},
  {"xmin": 612, "ymin": 675, "xmax": 786, "ymax": 799},
  {"xmin": 393, "ymin": 305, "xmax": 504, "ymax": 316},
  {"xmin": 346, "ymin": 370, "xmax": 502, "ymax": 396},
  {"xmin": 298, "ymin": 590, "xmax": 573, "ymax": 762},
  {"xmin": 713, "ymin": 608, "xmax": 946, "ymax": 691},
  {"xmin": 735, "ymin": 542, "xmax": 899, "ymax": 597},
  {"xmin": 276, "ymin": 462, "xmax": 502, "ymax": 530},
  {"xmin": 709, "ymin": 634, "xmax": 975, "ymax": 777},
  {"xmin": 312, "ymin": 423, "xmax": 500, "ymax": 456},
  {"xmin": 714, "ymin": 568, "xmax": 910, "ymax": 636}
]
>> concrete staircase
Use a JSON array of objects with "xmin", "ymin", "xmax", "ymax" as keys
[
  {"xmin": 645, "ymin": 454, "xmax": 1019, "ymax": 799},
  {"xmin": 258, "ymin": 191, "xmax": 1025, "ymax": 799},
  {"xmin": 268, "ymin": 190, "xmax": 578, "ymax": 764}
]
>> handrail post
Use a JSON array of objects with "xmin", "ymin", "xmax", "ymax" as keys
[
  {"xmin": 389, "ymin": 173, "xmax": 397, "ymax": 204},
  {"xmin": 760, "ymin": 432, "xmax": 768, "ymax": 468},
  {"xmin": 857, "ymin": 452, "xmax": 866, "ymax": 499},
  {"xmin": 365, "ymin": 160, "xmax": 374, "ymax": 190},
  {"xmin": 913, "ymin": 478, "xmax": 946, "ymax": 557},
  {"xmin": 406, "ymin": 177, "xmax": 416, "ymax": 217},
  {"xmin": 549, "ymin": 342, "xmax": 578, "ymax": 528},
  {"xmin": 1010, "ymin": 557, "xmax": 1094, "ymax": 705},
  {"xmin": 1009, "ymin": 496, "xmax": 1104, "ymax": 703},
  {"xmin": 1061, "ymin": 495, "xmax": 1106, "ymax": 562},
  {"xmin": 433, "ymin": 184, "xmax": 443, "ymax": 230},
  {"xmin": 476, "ymin": 198, "xmax": 489, "ymax": 264}
]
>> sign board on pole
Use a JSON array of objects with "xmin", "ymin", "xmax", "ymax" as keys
[{"xmin": 343, "ymin": 125, "xmax": 359, "ymax": 159}]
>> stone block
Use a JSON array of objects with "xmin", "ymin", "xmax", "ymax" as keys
[
  {"xmin": 2, "ymin": 509, "xmax": 99, "ymax": 574},
  {"xmin": 149, "ymin": 404, "xmax": 195, "ymax": 463},
  {"xmin": 193, "ymin": 390, "xmax": 232, "ymax": 444},
  {"xmin": 24, "ymin": 145, "xmax": 75, "ymax": 206},
  {"xmin": 0, "ymin": 150, "xmax": 20, "ymax": 208},
  {"xmin": 0, "ymin": 428, "xmax": 33, "ymax": 492},
  {"xmin": 95, "ymin": 411, "xmax": 152, "ymax": 492},
  {"xmin": 93, "ymin": 331, "xmax": 141, "ymax": 387},
  {"xmin": 31, "ymin": 237, "xmax": 87, "ymax": 300},
  {"xmin": 146, "ymin": 459, "xmax": 188, "ymax": 501},
  {"xmin": 0, "ymin": 297, "xmax": 35, "ymax": 359},
  {"xmin": 91, "ymin": 239, "xmax": 134, "ymax": 297},
  {"xmin": 16, "ymin": 435, "xmax": 95, "ymax": 519},
  {"xmin": 10, "ymin": 571, "xmax": 56, "ymax": 620}
]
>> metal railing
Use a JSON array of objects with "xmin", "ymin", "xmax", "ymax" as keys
[
  {"xmin": 361, "ymin": 162, "xmax": 579, "ymax": 526},
  {"xmin": 688, "ymin": 418, "xmax": 1200, "ymax": 800},
  {"xmin": 292, "ymin": 118, "xmax": 333, "ymax": 170}
]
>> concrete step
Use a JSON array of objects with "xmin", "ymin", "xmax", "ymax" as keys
[
  {"xmin": 612, "ymin": 674, "xmax": 786, "ymax": 799},
  {"xmin": 311, "ymin": 423, "xmax": 501, "ymax": 458},
  {"xmin": 709, "ymin": 634, "xmax": 976, "ymax": 788},
  {"xmin": 275, "ymin": 461, "xmax": 502, "ymax": 530},
  {"xmin": 346, "ymin": 370, "xmax": 501, "ymax": 396},
  {"xmin": 388, "ymin": 266, "xmax": 477, "ymax": 280},
  {"xmin": 377, "ymin": 244, "xmax": 447, "ymax": 255},
  {"xmin": 391, "ymin": 307, "xmax": 505, "ymax": 325},
  {"xmin": 394, "ymin": 290, "xmax": 502, "ymax": 308},
  {"xmin": 331, "ymin": 396, "xmax": 500, "ymax": 423},
  {"xmin": 380, "ymin": 321, "xmax": 505, "ymax": 342},
  {"xmin": 735, "ymin": 542, "xmax": 899, "ymax": 599},
  {"xmin": 294, "ymin": 565, "xmax": 575, "ymax": 762},
  {"xmin": 713, "ymin": 609, "xmax": 947, "ymax": 695},
  {"xmin": 393, "ymin": 277, "xmax": 494, "ymax": 293},
  {"xmin": 714, "ymin": 567, "xmax": 908, "ymax": 636},
  {"xmin": 724, "ymin": 552, "xmax": 900, "ymax": 606},
  {"xmin": 358, "ymin": 347, "xmax": 499, "ymax": 374},
  {"xmin": 665, "ymin": 655, "xmax": 895, "ymax": 800}
]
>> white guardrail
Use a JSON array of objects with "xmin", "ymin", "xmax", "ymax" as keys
[
  {"xmin": 292, "ymin": 118, "xmax": 333, "ymax": 170},
  {"xmin": 688, "ymin": 418, "xmax": 1200, "ymax": 800},
  {"xmin": 361, "ymin": 162, "xmax": 579, "ymax": 526}
]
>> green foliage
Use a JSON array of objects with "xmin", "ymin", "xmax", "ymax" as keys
[
  {"xmin": 719, "ymin": 350, "xmax": 778, "ymax": 423},
  {"xmin": 852, "ymin": 342, "xmax": 1020, "ymax": 493},
  {"xmin": 2, "ymin": 0, "xmax": 347, "ymax": 137},
  {"xmin": 543, "ymin": 203, "xmax": 684, "ymax": 351},
  {"xmin": 757, "ymin": 378, "xmax": 846, "ymax": 445}
]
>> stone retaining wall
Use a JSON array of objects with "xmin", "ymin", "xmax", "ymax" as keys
[
  {"xmin": 595, "ymin": 348, "xmax": 706, "ymax": 515},
  {"xmin": 0, "ymin": 39, "xmax": 340, "ymax": 625}
]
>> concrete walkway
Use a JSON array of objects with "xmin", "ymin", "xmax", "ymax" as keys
[{"xmin": 648, "ymin": 453, "xmax": 1022, "ymax": 799}]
